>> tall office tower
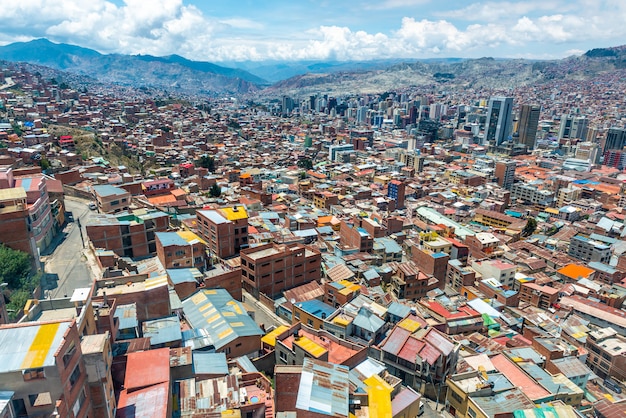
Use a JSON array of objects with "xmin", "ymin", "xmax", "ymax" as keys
[
  {"xmin": 559, "ymin": 115, "xmax": 588, "ymax": 139},
  {"xmin": 495, "ymin": 160, "xmax": 516, "ymax": 190},
  {"xmin": 518, "ymin": 104, "xmax": 540, "ymax": 150},
  {"xmin": 485, "ymin": 97, "xmax": 514, "ymax": 145},
  {"xmin": 603, "ymin": 127, "xmax": 626, "ymax": 154}
]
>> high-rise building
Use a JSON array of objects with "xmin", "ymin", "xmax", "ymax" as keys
[
  {"xmin": 517, "ymin": 104, "xmax": 540, "ymax": 150},
  {"xmin": 485, "ymin": 97, "xmax": 514, "ymax": 145},
  {"xmin": 603, "ymin": 127, "xmax": 626, "ymax": 154},
  {"xmin": 494, "ymin": 160, "xmax": 516, "ymax": 190},
  {"xmin": 559, "ymin": 115, "xmax": 588, "ymax": 140}
]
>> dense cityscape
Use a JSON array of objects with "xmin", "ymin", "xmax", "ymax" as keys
[{"xmin": 1, "ymin": 40, "xmax": 626, "ymax": 418}]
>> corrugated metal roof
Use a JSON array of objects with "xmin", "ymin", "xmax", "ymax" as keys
[
  {"xmin": 117, "ymin": 381, "xmax": 169, "ymax": 418},
  {"xmin": 124, "ymin": 348, "xmax": 170, "ymax": 391},
  {"xmin": 142, "ymin": 316, "xmax": 182, "ymax": 346},
  {"xmin": 296, "ymin": 358, "xmax": 350, "ymax": 417},
  {"xmin": 114, "ymin": 303, "xmax": 138, "ymax": 330},
  {"xmin": 181, "ymin": 289, "xmax": 263, "ymax": 351},
  {"xmin": 192, "ymin": 352, "xmax": 228, "ymax": 375},
  {"xmin": 0, "ymin": 321, "xmax": 71, "ymax": 373}
]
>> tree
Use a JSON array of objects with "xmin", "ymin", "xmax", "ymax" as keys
[
  {"xmin": 297, "ymin": 158, "xmax": 313, "ymax": 170},
  {"xmin": 522, "ymin": 217, "xmax": 538, "ymax": 237},
  {"xmin": 209, "ymin": 183, "xmax": 222, "ymax": 197},
  {"xmin": 198, "ymin": 155, "xmax": 215, "ymax": 172},
  {"xmin": 0, "ymin": 245, "xmax": 31, "ymax": 289},
  {"xmin": 39, "ymin": 157, "xmax": 51, "ymax": 171}
]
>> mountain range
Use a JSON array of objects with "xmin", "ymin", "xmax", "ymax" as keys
[{"xmin": 1, "ymin": 39, "xmax": 625, "ymax": 97}]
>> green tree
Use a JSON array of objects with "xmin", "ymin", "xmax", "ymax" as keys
[
  {"xmin": 0, "ymin": 245, "xmax": 32, "ymax": 289},
  {"xmin": 209, "ymin": 183, "xmax": 222, "ymax": 197},
  {"xmin": 522, "ymin": 217, "xmax": 538, "ymax": 237},
  {"xmin": 297, "ymin": 158, "xmax": 313, "ymax": 170},
  {"xmin": 198, "ymin": 155, "xmax": 215, "ymax": 172},
  {"xmin": 39, "ymin": 157, "xmax": 51, "ymax": 170}
]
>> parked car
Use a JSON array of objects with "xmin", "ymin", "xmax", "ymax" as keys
[{"xmin": 88, "ymin": 202, "xmax": 97, "ymax": 210}]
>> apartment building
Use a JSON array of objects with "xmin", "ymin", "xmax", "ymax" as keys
[
  {"xmin": 155, "ymin": 231, "xmax": 206, "ymax": 270},
  {"xmin": 80, "ymin": 333, "xmax": 115, "ymax": 418},
  {"xmin": 86, "ymin": 209, "xmax": 169, "ymax": 258},
  {"xmin": 447, "ymin": 259, "xmax": 476, "ymax": 290},
  {"xmin": 240, "ymin": 242, "xmax": 321, "ymax": 298},
  {"xmin": 0, "ymin": 320, "xmax": 92, "ymax": 418},
  {"xmin": 586, "ymin": 327, "xmax": 626, "ymax": 381},
  {"xmin": 519, "ymin": 282, "xmax": 559, "ymax": 310},
  {"xmin": 92, "ymin": 185, "xmax": 131, "ymax": 214},
  {"xmin": 14, "ymin": 175, "xmax": 55, "ymax": 251},
  {"xmin": 568, "ymin": 235, "xmax": 611, "ymax": 264},
  {"xmin": 510, "ymin": 183, "xmax": 554, "ymax": 207},
  {"xmin": 196, "ymin": 206, "xmax": 249, "ymax": 259},
  {"xmin": 0, "ymin": 187, "xmax": 34, "ymax": 258}
]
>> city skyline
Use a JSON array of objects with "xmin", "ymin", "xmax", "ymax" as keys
[{"xmin": 0, "ymin": 0, "xmax": 625, "ymax": 63}]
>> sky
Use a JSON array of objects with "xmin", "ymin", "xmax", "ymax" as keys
[{"xmin": 1, "ymin": 0, "xmax": 625, "ymax": 62}]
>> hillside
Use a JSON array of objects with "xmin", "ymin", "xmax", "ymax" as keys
[{"xmin": 0, "ymin": 39, "xmax": 267, "ymax": 95}]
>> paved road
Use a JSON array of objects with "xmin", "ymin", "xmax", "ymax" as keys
[{"xmin": 42, "ymin": 197, "xmax": 96, "ymax": 298}]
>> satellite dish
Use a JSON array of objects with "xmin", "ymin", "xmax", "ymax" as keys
[{"xmin": 290, "ymin": 298, "xmax": 296, "ymax": 304}]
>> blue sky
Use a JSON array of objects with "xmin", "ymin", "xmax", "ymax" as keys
[{"xmin": 1, "ymin": 0, "xmax": 625, "ymax": 62}]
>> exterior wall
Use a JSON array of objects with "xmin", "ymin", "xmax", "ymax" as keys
[
  {"xmin": 339, "ymin": 221, "xmax": 373, "ymax": 252},
  {"xmin": 203, "ymin": 267, "xmax": 242, "ymax": 301},
  {"xmin": 82, "ymin": 337, "xmax": 115, "ymax": 418},
  {"xmin": 413, "ymin": 248, "xmax": 448, "ymax": 285},
  {"xmin": 196, "ymin": 211, "xmax": 248, "ymax": 259},
  {"xmin": 240, "ymin": 243, "xmax": 321, "ymax": 298},
  {"xmin": 222, "ymin": 334, "xmax": 261, "ymax": 359},
  {"xmin": 86, "ymin": 213, "xmax": 168, "ymax": 258},
  {"xmin": 94, "ymin": 190, "xmax": 130, "ymax": 214},
  {"xmin": 156, "ymin": 240, "xmax": 205, "ymax": 270},
  {"xmin": 0, "ymin": 204, "xmax": 33, "ymax": 258},
  {"xmin": 274, "ymin": 368, "xmax": 301, "ymax": 414}
]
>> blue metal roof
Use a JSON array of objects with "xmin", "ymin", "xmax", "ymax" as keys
[
  {"xmin": 192, "ymin": 352, "xmax": 228, "ymax": 375},
  {"xmin": 156, "ymin": 232, "xmax": 188, "ymax": 247},
  {"xmin": 93, "ymin": 184, "xmax": 128, "ymax": 197},
  {"xmin": 181, "ymin": 289, "xmax": 263, "ymax": 351},
  {"xmin": 295, "ymin": 299, "xmax": 336, "ymax": 320},
  {"xmin": 114, "ymin": 303, "xmax": 138, "ymax": 330},
  {"xmin": 167, "ymin": 268, "xmax": 202, "ymax": 285},
  {"xmin": 142, "ymin": 316, "xmax": 182, "ymax": 346}
]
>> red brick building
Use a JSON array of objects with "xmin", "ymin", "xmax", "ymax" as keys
[
  {"xmin": 196, "ymin": 206, "xmax": 249, "ymax": 259},
  {"xmin": 240, "ymin": 243, "xmax": 321, "ymax": 298},
  {"xmin": 86, "ymin": 209, "xmax": 169, "ymax": 258}
]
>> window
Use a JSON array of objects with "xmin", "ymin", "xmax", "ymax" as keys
[
  {"xmin": 63, "ymin": 342, "xmax": 76, "ymax": 367},
  {"xmin": 29, "ymin": 392, "xmax": 52, "ymax": 408},
  {"xmin": 307, "ymin": 319, "xmax": 314, "ymax": 326},
  {"xmin": 69, "ymin": 365, "xmax": 81, "ymax": 388},
  {"xmin": 279, "ymin": 351, "xmax": 287, "ymax": 362},
  {"xmin": 72, "ymin": 389, "xmax": 86, "ymax": 416},
  {"xmin": 468, "ymin": 407, "xmax": 477, "ymax": 418},
  {"xmin": 175, "ymin": 250, "xmax": 185, "ymax": 256}
]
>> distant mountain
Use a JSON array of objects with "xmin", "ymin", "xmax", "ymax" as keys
[
  {"xmin": 228, "ymin": 58, "xmax": 466, "ymax": 83},
  {"xmin": 0, "ymin": 39, "xmax": 267, "ymax": 95},
  {"xmin": 262, "ymin": 47, "xmax": 626, "ymax": 96}
]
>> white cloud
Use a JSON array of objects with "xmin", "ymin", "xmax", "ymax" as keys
[{"xmin": 0, "ymin": 0, "xmax": 625, "ymax": 61}]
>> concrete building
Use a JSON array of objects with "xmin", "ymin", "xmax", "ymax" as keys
[
  {"xmin": 518, "ymin": 104, "xmax": 540, "ymax": 149},
  {"xmin": 494, "ymin": 160, "xmax": 516, "ymax": 190},
  {"xmin": 240, "ymin": 242, "xmax": 321, "ymax": 298},
  {"xmin": 196, "ymin": 206, "xmax": 249, "ymax": 259},
  {"xmin": 568, "ymin": 235, "xmax": 611, "ymax": 264},
  {"xmin": 586, "ymin": 327, "xmax": 626, "ymax": 381},
  {"xmin": 86, "ymin": 209, "xmax": 169, "ymax": 258},
  {"xmin": 510, "ymin": 183, "xmax": 554, "ymax": 207},
  {"xmin": 80, "ymin": 332, "xmax": 115, "ymax": 418},
  {"xmin": 0, "ymin": 320, "xmax": 92, "ymax": 418},
  {"xmin": 91, "ymin": 185, "xmax": 131, "ymax": 214},
  {"xmin": 15, "ymin": 175, "xmax": 55, "ymax": 251}
]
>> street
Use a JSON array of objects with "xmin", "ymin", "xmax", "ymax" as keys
[{"xmin": 42, "ymin": 197, "xmax": 96, "ymax": 298}]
